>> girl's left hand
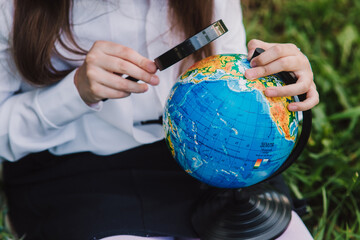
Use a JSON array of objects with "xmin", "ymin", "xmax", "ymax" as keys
[{"xmin": 245, "ymin": 39, "xmax": 319, "ymax": 112}]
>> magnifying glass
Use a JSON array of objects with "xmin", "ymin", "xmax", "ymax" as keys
[
  {"xmin": 120, "ymin": 19, "xmax": 228, "ymax": 82},
  {"xmin": 103, "ymin": 19, "xmax": 227, "ymax": 101}
]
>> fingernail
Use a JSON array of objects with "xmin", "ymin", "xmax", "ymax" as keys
[
  {"xmin": 250, "ymin": 61, "xmax": 257, "ymax": 68},
  {"xmin": 148, "ymin": 62, "xmax": 157, "ymax": 72},
  {"xmin": 265, "ymin": 88, "xmax": 277, "ymax": 97},
  {"xmin": 150, "ymin": 75, "xmax": 159, "ymax": 85}
]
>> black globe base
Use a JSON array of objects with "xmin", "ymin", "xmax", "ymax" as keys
[{"xmin": 192, "ymin": 186, "xmax": 292, "ymax": 240}]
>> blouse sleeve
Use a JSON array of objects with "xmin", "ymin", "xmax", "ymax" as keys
[
  {"xmin": 213, "ymin": 0, "xmax": 248, "ymax": 55},
  {"xmin": 0, "ymin": 1, "xmax": 99, "ymax": 161}
]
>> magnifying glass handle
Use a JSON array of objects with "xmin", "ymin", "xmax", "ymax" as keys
[
  {"xmin": 102, "ymin": 19, "xmax": 228, "ymax": 101},
  {"xmin": 101, "ymin": 75, "xmax": 138, "ymax": 101},
  {"xmin": 125, "ymin": 75, "xmax": 139, "ymax": 82}
]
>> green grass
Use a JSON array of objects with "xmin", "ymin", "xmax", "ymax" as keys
[
  {"xmin": 241, "ymin": 0, "xmax": 360, "ymax": 239},
  {"xmin": 0, "ymin": 0, "xmax": 359, "ymax": 239},
  {"xmin": 0, "ymin": 187, "xmax": 14, "ymax": 240}
]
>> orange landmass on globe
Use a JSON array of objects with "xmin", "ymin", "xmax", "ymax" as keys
[
  {"xmin": 247, "ymin": 80, "xmax": 296, "ymax": 141},
  {"xmin": 182, "ymin": 55, "xmax": 244, "ymax": 81},
  {"xmin": 179, "ymin": 54, "xmax": 296, "ymax": 141},
  {"xmin": 164, "ymin": 116, "xmax": 176, "ymax": 157}
]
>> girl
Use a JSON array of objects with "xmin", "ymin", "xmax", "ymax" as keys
[{"xmin": 0, "ymin": 0, "xmax": 318, "ymax": 239}]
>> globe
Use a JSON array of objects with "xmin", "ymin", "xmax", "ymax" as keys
[{"xmin": 163, "ymin": 54, "xmax": 299, "ymax": 189}]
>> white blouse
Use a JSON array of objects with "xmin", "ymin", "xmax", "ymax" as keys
[{"xmin": 0, "ymin": 0, "xmax": 247, "ymax": 161}]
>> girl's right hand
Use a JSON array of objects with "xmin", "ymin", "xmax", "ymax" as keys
[{"xmin": 74, "ymin": 41, "xmax": 159, "ymax": 105}]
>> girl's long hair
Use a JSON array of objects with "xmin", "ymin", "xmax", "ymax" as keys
[{"xmin": 12, "ymin": 0, "xmax": 214, "ymax": 86}]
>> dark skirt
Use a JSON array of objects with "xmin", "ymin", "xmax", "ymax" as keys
[{"xmin": 2, "ymin": 140, "xmax": 292, "ymax": 240}]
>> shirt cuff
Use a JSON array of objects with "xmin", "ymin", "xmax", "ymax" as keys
[{"xmin": 35, "ymin": 69, "xmax": 102, "ymax": 128}]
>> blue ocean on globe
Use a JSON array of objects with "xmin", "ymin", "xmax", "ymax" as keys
[{"xmin": 163, "ymin": 54, "xmax": 299, "ymax": 188}]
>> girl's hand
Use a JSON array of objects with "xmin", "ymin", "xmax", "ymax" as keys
[
  {"xmin": 74, "ymin": 41, "xmax": 159, "ymax": 105},
  {"xmin": 245, "ymin": 39, "xmax": 319, "ymax": 111}
]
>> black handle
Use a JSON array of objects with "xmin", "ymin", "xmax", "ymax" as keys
[
  {"xmin": 102, "ymin": 75, "xmax": 139, "ymax": 101},
  {"xmin": 126, "ymin": 75, "xmax": 139, "ymax": 82}
]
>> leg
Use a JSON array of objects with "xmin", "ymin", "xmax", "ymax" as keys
[{"xmin": 276, "ymin": 211, "xmax": 313, "ymax": 240}]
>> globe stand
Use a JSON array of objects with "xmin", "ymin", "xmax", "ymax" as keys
[
  {"xmin": 190, "ymin": 48, "xmax": 312, "ymax": 239},
  {"xmin": 192, "ymin": 185, "xmax": 292, "ymax": 240},
  {"xmin": 162, "ymin": 48, "xmax": 312, "ymax": 239}
]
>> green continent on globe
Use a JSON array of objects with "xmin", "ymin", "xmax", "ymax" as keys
[{"xmin": 163, "ymin": 54, "xmax": 299, "ymax": 188}]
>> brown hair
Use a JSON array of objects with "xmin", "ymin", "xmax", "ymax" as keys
[
  {"xmin": 12, "ymin": 0, "xmax": 214, "ymax": 86},
  {"xmin": 169, "ymin": 0, "xmax": 214, "ymax": 72}
]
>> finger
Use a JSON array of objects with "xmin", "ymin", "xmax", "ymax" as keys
[
  {"xmin": 263, "ymin": 74, "xmax": 312, "ymax": 97},
  {"xmin": 92, "ymin": 41, "xmax": 157, "ymax": 73},
  {"xmin": 247, "ymin": 39, "xmax": 276, "ymax": 60},
  {"xmin": 86, "ymin": 50, "xmax": 159, "ymax": 85},
  {"xmin": 288, "ymin": 86, "xmax": 319, "ymax": 111},
  {"xmin": 245, "ymin": 56, "xmax": 303, "ymax": 80},
  {"xmin": 97, "ymin": 85, "xmax": 131, "ymax": 101},
  {"xmin": 250, "ymin": 44, "xmax": 301, "ymax": 67},
  {"xmin": 82, "ymin": 67, "xmax": 134, "ymax": 102},
  {"xmin": 90, "ymin": 83, "xmax": 132, "ymax": 103},
  {"xmin": 92, "ymin": 53, "xmax": 159, "ymax": 85},
  {"xmin": 94, "ymin": 67, "xmax": 150, "ymax": 93}
]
